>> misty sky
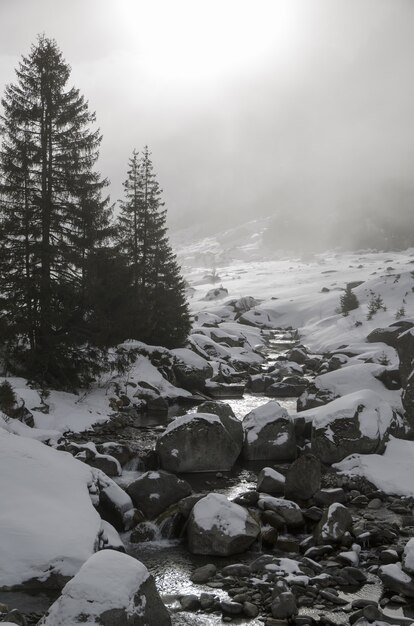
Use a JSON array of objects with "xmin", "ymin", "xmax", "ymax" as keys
[{"xmin": 0, "ymin": 0, "xmax": 414, "ymax": 232}]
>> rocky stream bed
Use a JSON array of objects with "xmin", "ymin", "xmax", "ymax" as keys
[{"xmin": 2, "ymin": 323, "xmax": 414, "ymax": 626}]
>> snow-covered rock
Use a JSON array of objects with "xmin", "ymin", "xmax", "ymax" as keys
[
  {"xmin": 379, "ymin": 562, "xmax": 414, "ymax": 599},
  {"xmin": 403, "ymin": 538, "xmax": 414, "ymax": 575},
  {"xmin": 257, "ymin": 467, "xmax": 286, "ymax": 495},
  {"xmin": 242, "ymin": 401, "xmax": 296, "ymax": 461},
  {"xmin": 171, "ymin": 348, "xmax": 213, "ymax": 391},
  {"xmin": 156, "ymin": 413, "xmax": 241, "ymax": 472},
  {"xmin": 309, "ymin": 389, "xmax": 397, "ymax": 464},
  {"xmin": 0, "ymin": 428, "xmax": 115, "ymax": 589},
  {"xmin": 334, "ymin": 436, "xmax": 414, "ymax": 497},
  {"xmin": 126, "ymin": 470, "xmax": 192, "ymax": 519},
  {"xmin": 187, "ymin": 493, "xmax": 260, "ymax": 556},
  {"xmin": 38, "ymin": 550, "xmax": 171, "ymax": 625}
]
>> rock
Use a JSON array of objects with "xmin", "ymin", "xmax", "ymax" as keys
[
  {"xmin": 259, "ymin": 496, "xmax": 305, "ymax": 529},
  {"xmin": 38, "ymin": 550, "xmax": 171, "ymax": 625},
  {"xmin": 171, "ymin": 348, "xmax": 213, "ymax": 391},
  {"xmin": 284, "ymin": 454, "xmax": 321, "ymax": 502},
  {"xmin": 2, "ymin": 609, "xmax": 27, "ymax": 625},
  {"xmin": 196, "ymin": 400, "xmax": 243, "ymax": 447},
  {"xmin": 130, "ymin": 522, "xmax": 158, "ymax": 543},
  {"xmin": 220, "ymin": 600, "xmax": 243, "ymax": 615},
  {"xmin": 316, "ymin": 503, "xmax": 353, "ymax": 544},
  {"xmin": 86, "ymin": 453, "xmax": 121, "ymax": 477},
  {"xmin": 187, "ymin": 493, "xmax": 260, "ymax": 556},
  {"xmin": 243, "ymin": 601, "xmax": 259, "ymax": 618},
  {"xmin": 203, "ymin": 287, "xmax": 229, "ymax": 301},
  {"xmin": 147, "ymin": 396, "xmax": 169, "ymax": 413},
  {"xmin": 242, "ymin": 401, "xmax": 296, "ymax": 461},
  {"xmin": 190, "ymin": 564, "xmax": 217, "ymax": 584},
  {"xmin": 126, "ymin": 470, "xmax": 191, "ymax": 519},
  {"xmin": 96, "ymin": 442, "xmax": 131, "ymax": 466},
  {"xmin": 314, "ymin": 488, "xmax": 346, "ymax": 506},
  {"xmin": 311, "ymin": 390, "xmax": 397, "ymax": 464},
  {"xmin": 379, "ymin": 563, "xmax": 414, "ymax": 598},
  {"xmin": 157, "ymin": 413, "xmax": 241, "ymax": 472},
  {"xmin": 180, "ymin": 595, "xmax": 200, "ymax": 611},
  {"xmin": 257, "ymin": 467, "xmax": 286, "ymax": 495},
  {"xmin": 261, "ymin": 510, "xmax": 286, "ymax": 530},
  {"xmin": 267, "ymin": 377, "xmax": 308, "ymax": 398},
  {"xmin": 271, "ymin": 592, "xmax": 298, "ymax": 619},
  {"xmin": 403, "ymin": 538, "xmax": 414, "ymax": 574}
]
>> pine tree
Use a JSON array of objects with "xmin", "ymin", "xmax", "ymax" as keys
[
  {"xmin": 117, "ymin": 147, "xmax": 190, "ymax": 347},
  {"xmin": 0, "ymin": 35, "xmax": 111, "ymax": 387}
]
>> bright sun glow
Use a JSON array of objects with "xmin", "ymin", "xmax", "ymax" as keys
[{"xmin": 119, "ymin": 0, "xmax": 304, "ymax": 86}]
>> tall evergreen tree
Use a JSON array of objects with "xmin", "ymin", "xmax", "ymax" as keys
[
  {"xmin": 117, "ymin": 147, "xmax": 190, "ymax": 347},
  {"xmin": 0, "ymin": 35, "xmax": 111, "ymax": 386}
]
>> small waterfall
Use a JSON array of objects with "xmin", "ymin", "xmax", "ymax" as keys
[{"xmin": 123, "ymin": 456, "xmax": 146, "ymax": 472}]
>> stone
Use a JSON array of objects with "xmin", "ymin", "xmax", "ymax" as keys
[
  {"xmin": 187, "ymin": 493, "xmax": 260, "ymax": 556},
  {"xmin": 180, "ymin": 595, "xmax": 200, "ymax": 611},
  {"xmin": 257, "ymin": 467, "xmax": 286, "ymax": 495},
  {"xmin": 267, "ymin": 376, "xmax": 308, "ymax": 398},
  {"xmin": 271, "ymin": 592, "xmax": 298, "ymax": 619},
  {"xmin": 243, "ymin": 601, "xmax": 259, "ymax": 618},
  {"xmin": 242, "ymin": 401, "xmax": 297, "ymax": 462},
  {"xmin": 38, "ymin": 550, "xmax": 171, "ymax": 625},
  {"xmin": 126, "ymin": 470, "xmax": 191, "ymax": 519},
  {"xmin": 284, "ymin": 453, "xmax": 321, "ymax": 502},
  {"xmin": 157, "ymin": 413, "xmax": 241, "ymax": 472},
  {"xmin": 220, "ymin": 600, "xmax": 243, "ymax": 615},
  {"xmin": 190, "ymin": 564, "xmax": 217, "ymax": 584},
  {"xmin": 314, "ymin": 488, "xmax": 346, "ymax": 506},
  {"xmin": 86, "ymin": 454, "xmax": 121, "ymax": 477},
  {"xmin": 315, "ymin": 503, "xmax": 353, "ymax": 544}
]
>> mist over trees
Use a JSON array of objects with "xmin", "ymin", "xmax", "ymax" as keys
[{"xmin": 0, "ymin": 36, "xmax": 190, "ymax": 388}]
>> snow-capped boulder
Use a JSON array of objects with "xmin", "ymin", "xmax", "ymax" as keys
[
  {"xmin": 267, "ymin": 376, "xmax": 308, "ymax": 398},
  {"xmin": 203, "ymin": 287, "xmax": 228, "ymax": 301},
  {"xmin": 171, "ymin": 348, "xmax": 213, "ymax": 391},
  {"xmin": 187, "ymin": 493, "xmax": 260, "ymax": 556},
  {"xmin": 396, "ymin": 326, "xmax": 414, "ymax": 431},
  {"xmin": 258, "ymin": 496, "xmax": 305, "ymax": 529},
  {"xmin": 0, "ymin": 428, "xmax": 121, "ymax": 590},
  {"xmin": 196, "ymin": 400, "xmax": 243, "ymax": 447},
  {"xmin": 39, "ymin": 550, "xmax": 171, "ymax": 625},
  {"xmin": 315, "ymin": 503, "xmax": 353, "ymax": 544},
  {"xmin": 310, "ymin": 390, "xmax": 396, "ymax": 464},
  {"xmin": 379, "ymin": 563, "xmax": 414, "ymax": 599},
  {"xmin": 403, "ymin": 538, "xmax": 414, "ymax": 575},
  {"xmin": 94, "ymin": 470, "xmax": 135, "ymax": 531},
  {"xmin": 284, "ymin": 453, "xmax": 321, "ymax": 502},
  {"xmin": 156, "ymin": 413, "xmax": 241, "ymax": 473},
  {"xmin": 126, "ymin": 470, "xmax": 192, "ymax": 519},
  {"xmin": 257, "ymin": 467, "xmax": 286, "ymax": 495},
  {"xmin": 242, "ymin": 401, "xmax": 297, "ymax": 461}
]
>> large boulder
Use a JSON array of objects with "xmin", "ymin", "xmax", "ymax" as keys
[
  {"xmin": 187, "ymin": 493, "xmax": 260, "ymax": 556},
  {"xmin": 379, "ymin": 563, "xmax": 414, "ymax": 599},
  {"xmin": 257, "ymin": 467, "xmax": 286, "ymax": 495},
  {"xmin": 395, "ymin": 326, "xmax": 414, "ymax": 431},
  {"xmin": 126, "ymin": 470, "xmax": 192, "ymax": 519},
  {"xmin": 196, "ymin": 401, "xmax": 243, "ymax": 447},
  {"xmin": 157, "ymin": 413, "xmax": 241, "ymax": 473},
  {"xmin": 310, "ymin": 390, "xmax": 396, "ymax": 464},
  {"xmin": 242, "ymin": 401, "xmax": 297, "ymax": 461},
  {"xmin": 284, "ymin": 454, "xmax": 321, "ymax": 502},
  {"xmin": 171, "ymin": 348, "xmax": 213, "ymax": 391},
  {"xmin": 38, "ymin": 550, "xmax": 171, "ymax": 625}
]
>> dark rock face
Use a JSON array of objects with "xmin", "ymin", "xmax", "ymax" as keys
[
  {"xmin": 171, "ymin": 348, "xmax": 213, "ymax": 391},
  {"xmin": 126, "ymin": 470, "xmax": 192, "ymax": 519},
  {"xmin": 157, "ymin": 413, "xmax": 241, "ymax": 472},
  {"xmin": 284, "ymin": 454, "xmax": 321, "ymax": 502}
]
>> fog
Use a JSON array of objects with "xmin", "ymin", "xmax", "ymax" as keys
[{"xmin": 1, "ymin": 0, "xmax": 414, "ymax": 249}]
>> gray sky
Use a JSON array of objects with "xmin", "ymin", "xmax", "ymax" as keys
[{"xmin": 1, "ymin": 0, "xmax": 414, "ymax": 233}]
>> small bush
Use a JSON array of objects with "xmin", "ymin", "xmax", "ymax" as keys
[
  {"xmin": 366, "ymin": 293, "xmax": 387, "ymax": 320},
  {"xmin": 395, "ymin": 306, "xmax": 406, "ymax": 320},
  {"xmin": 0, "ymin": 380, "xmax": 17, "ymax": 416},
  {"xmin": 338, "ymin": 285, "xmax": 359, "ymax": 316}
]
